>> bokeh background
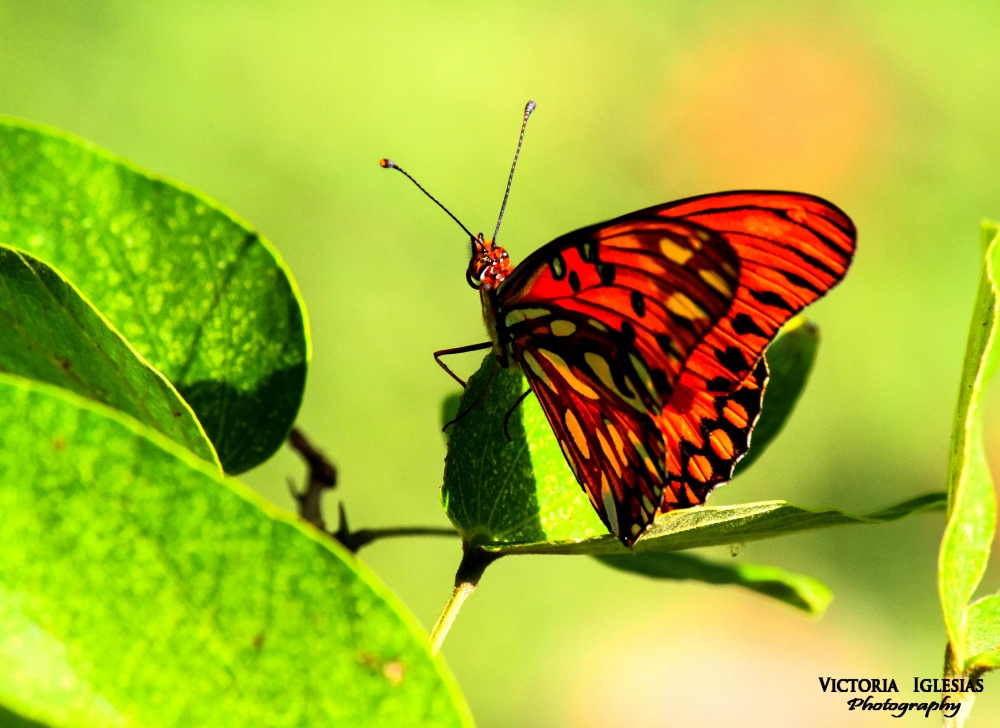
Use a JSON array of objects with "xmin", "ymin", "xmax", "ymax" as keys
[{"xmin": 2, "ymin": 2, "xmax": 1000, "ymax": 725}]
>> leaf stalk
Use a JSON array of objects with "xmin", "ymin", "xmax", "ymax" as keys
[
  {"xmin": 943, "ymin": 643, "xmax": 979, "ymax": 728},
  {"xmin": 428, "ymin": 546, "xmax": 499, "ymax": 654}
]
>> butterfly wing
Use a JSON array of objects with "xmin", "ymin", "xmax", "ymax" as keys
[
  {"xmin": 649, "ymin": 191, "xmax": 856, "ymax": 513},
  {"xmin": 522, "ymin": 338, "xmax": 673, "ymax": 544},
  {"xmin": 656, "ymin": 191, "xmax": 857, "ymax": 396},
  {"xmin": 500, "ymin": 214, "xmax": 742, "ymax": 401},
  {"xmin": 497, "ymin": 216, "xmax": 741, "ymax": 544},
  {"xmin": 658, "ymin": 357, "xmax": 767, "ymax": 514},
  {"xmin": 495, "ymin": 192, "xmax": 856, "ymax": 543}
]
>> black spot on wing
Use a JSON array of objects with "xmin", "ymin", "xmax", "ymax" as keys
[
  {"xmin": 569, "ymin": 270, "xmax": 581, "ymax": 292},
  {"xmin": 656, "ymin": 333, "xmax": 678, "ymax": 356},
  {"xmin": 630, "ymin": 290, "xmax": 645, "ymax": 317},
  {"xmin": 650, "ymin": 368, "xmax": 671, "ymax": 397},
  {"xmin": 597, "ymin": 263, "xmax": 616, "ymax": 285},
  {"xmin": 706, "ymin": 376, "xmax": 730, "ymax": 392},
  {"xmin": 731, "ymin": 312, "xmax": 766, "ymax": 337},
  {"xmin": 715, "ymin": 346, "xmax": 749, "ymax": 374},
  {"xmin": 619, "ymin": 320, "xmax": 636, "ymax": 348},
  {"xmin": 750, "ymin": 289, "xmax": 792, "ymax": 311}
]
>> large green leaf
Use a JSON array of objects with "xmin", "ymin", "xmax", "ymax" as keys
[
  {"xmin": 0, "ymin": 118, "xmax": 309, "ymax": 473},
  {"xmin": 0, "ymin": 373, "xmax": 472, "ymax": 728},
  {"xmin": 442, "ymin": 323, "xmax": 836, "ymax": 547},
  {"xmin": 0, "ymin": 244, "xmax": 216, "ymax": 465},
  {"xmin": 0, "ymin": 707, "xmax": 50, "ymax": 728},
  {"xmin": 595, "ymin": 551, "xmax": 832, "ymax": 615},
  {"xmin": 939, "ymin": 221, "xmax": 1000, "ymax": 671}
]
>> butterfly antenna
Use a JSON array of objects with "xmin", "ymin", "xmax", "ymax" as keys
[
  {"xmin": 379, "ymin": 158, "xmax": 476, "ymax": 241},
  {"xmin": 493, "ymin": 100, "xmax": 536, "ymax": 242}
]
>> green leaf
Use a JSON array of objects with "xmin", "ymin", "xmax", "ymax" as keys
[
  {"xmin": 939, "ymin": 221, "xmax": 1000, "ymax": 668},
  {"xmin": 441, "ymin": 356, "xmax": 607, "ymax": 546},
  {"xmin": 0, "ymin": 373, "xmax": 472, "ymax": 728},
  {"xmin": 595, "ymin": 551, "xmax": 832, "ymax": 616},
  {"xmin": 0, "ymin": 118, "xmax": 309, "ymax": 473},
  {"xmin": 734, "ymin": 317, "xmax": 819, "ymax": 476},
  {"xmin": 482, "ymin": 492, "xmax": 945, "ymax": 555},
  {"xmin": 0, "ymin": 244, "xmax": 216, "ymax": 465},
  {"xmin": 965, "ymin": 595, "xmax": 1000, "ymax": 670},
  {"xmin": 0, "ymin": 706, "xmax": 51, "ymax": 728},
  {"xmin": 441, "ymin": 392, "xmax": 462, "ymax": 441}
]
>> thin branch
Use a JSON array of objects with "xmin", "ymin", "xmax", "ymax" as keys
[
  {"xmin": 334, "ymin": 511, "xmax": 460, "ymax": 553},
  {"xmin": 286, "ymin": 427, "xmax": 460, "ymax": 553},
  {"xmin": 287, "ymin": 427, "xmax": 337, "ymax": 530}
]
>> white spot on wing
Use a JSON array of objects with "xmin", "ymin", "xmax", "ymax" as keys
[{"xmin": 505, "ymin": 307, "xmax": 550, "ymax": 327}]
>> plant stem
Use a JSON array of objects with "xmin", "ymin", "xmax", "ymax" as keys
[
  {"xmin": 286, "ymin": 428, "xmax": 459, "ymax": 552},
  {"xmin": 428, "ymin": 581, "xmax": 478, "ymax": 655},
  {"xmin": 942, "ymin": 642, "xmax": 976, "ymax": 728},
  {"xmin": 287, "ymin": 427, "xmax": 337, "ymax": 530},
  {"xmin": 338, "ymin": 525, "xmax": 459, "ymax": 552},
  {"xmin": 428, "ymin": 546, "xmax": 499, "ymax": 655}
]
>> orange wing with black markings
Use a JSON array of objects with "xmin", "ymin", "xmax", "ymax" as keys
[
  {"xmin": 654, "ymin": 191, "xmax": 856, "ymax": 397},
  {"xmin": 493, "ymin": 192, "xmax": 855, "ymax": 545},
  {"xmin": 652, "ymin": 191, "xmax": 855, "ymax": 517},
  {"xmin": 497, "ymin": 216, "xmax": 740, "ymax": 543},
  {"xmin": 657, "ymin": 358, "xmax": 768, "ymax": 514}
]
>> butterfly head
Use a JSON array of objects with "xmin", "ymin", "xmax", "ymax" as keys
[
  {"xmin": 381, "ymin": 101, "xmax": 535, "ymax": 295},
  {"xmin": 466, "ymin": 233, "xmax": 511, "ymax": 291}
]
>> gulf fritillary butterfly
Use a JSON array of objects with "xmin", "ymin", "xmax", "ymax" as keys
[{"xmin": 382, "ymin": 101, "xmax": 856, "ymax": 546}]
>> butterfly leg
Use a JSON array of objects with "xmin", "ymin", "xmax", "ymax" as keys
[
  {"xmin": 442, "ymin": 354, "xmax": 499, "ymax": 432},
  {"xmin": 434, "ymin": 341, "xmax": 493, "ymax": 388},
  {"xmin": 502, "ymin": 388, "xmax": 533, "ymax": 443}
]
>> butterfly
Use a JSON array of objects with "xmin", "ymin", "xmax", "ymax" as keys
[{"xmin": 382, "ymin": 101, "xmax": 857, "ymax": 546}]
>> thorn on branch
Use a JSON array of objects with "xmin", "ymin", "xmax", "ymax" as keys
[{"xmin": 334, "ymin": 501, "xmax": 354, "ymax": 548}]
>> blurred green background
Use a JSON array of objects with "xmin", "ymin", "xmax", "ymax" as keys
[{"xmin": 2, "ymin": 1, "xmax": 999, "ymax": 725}]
